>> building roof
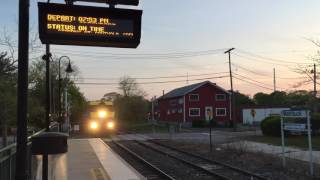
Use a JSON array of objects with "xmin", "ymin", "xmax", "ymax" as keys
[{"xmin": 159, "ymin": 81, "xmax": 230, "ymax": 100}]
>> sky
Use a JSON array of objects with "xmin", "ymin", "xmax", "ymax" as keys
[{"xmin": 1, "ymin": 0, "xmax": 320, "ymax": 100}]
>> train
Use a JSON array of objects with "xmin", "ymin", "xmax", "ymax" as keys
[{"xmin": 82, "ymin": 100, "xmax": 116, "ymax": 135}]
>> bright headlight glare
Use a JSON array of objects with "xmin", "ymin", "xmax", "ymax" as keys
[
  {"xmin": 107, "ymin": 122, "xmax": 114, "ymax": 129},
  {"xmin": 90, "ymin": 121, "xmax": 98, "ymax": 129},
  {"xmin": 98, "ymin": 110, "xmax": 107, "ymax": 118}
]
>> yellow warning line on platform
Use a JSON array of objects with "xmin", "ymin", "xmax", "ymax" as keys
[{"xmin": 90, "ymin": 168, "xmax": 110, "ymax": 180}]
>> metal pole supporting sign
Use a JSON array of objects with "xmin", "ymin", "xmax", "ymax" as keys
[
  {"xmin": 280, "ymin": 114, "xmax": 285, "ymax": 167},
  {"xmin": 306, "ymin": 110, "xmax": 314, "ymax": 176}
]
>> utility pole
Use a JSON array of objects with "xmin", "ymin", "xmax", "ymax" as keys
[
  {"xmin": 273, "ymin": 68, "xmax": 276, "ymax": 92},
  {"xmin": 224, "ymin": 48, "xmax": 236, "ymax": 131},
  {"xmin": 16, "ymin": 0, "xmax": 29, "ymax": 179},
  {"xmin": 313, "ymin": 64, "xmax": 317, "ymax": 113},
  {"xmin": 313, "ymin": 64, "xmax": 316, "ymax": 98}
]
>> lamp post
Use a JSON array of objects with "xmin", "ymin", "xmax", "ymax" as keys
[{"xmin": 58, "ymin": 56, "xmax": 73, "ymax": 132}]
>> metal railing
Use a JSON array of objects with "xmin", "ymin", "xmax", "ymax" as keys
[{"xmin": 0, "ymin": 123, "xmax": 58, "ymax": 180}]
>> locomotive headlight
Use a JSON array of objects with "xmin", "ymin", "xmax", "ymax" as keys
[
  {"xmin": 107, "ymin": 121, "xmax": 114, "ymax": 129},
  {"xmin": 98, "ymin": 110, "xmax": 107, "ymax": 118},
  {"xmin": 90, "ymin": 121, "xmax": 98, "ymax": 130}
]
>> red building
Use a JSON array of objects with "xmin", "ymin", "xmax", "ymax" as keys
[{"xmin": 158, "ymin": 81, "xmax": 231, "ymax": 126}]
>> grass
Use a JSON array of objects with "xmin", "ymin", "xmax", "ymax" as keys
[{"xmin": 246, "ymin": 135, "xmax": 320, "ymax": 150}]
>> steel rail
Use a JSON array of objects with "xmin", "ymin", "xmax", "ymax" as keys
[
  {"xmin": 133, "ymin": 140, "xmax": 230, "ymax": 180},
  {"xmin": 148, "ymin": 139, "xmax": 270, "ymax": 180},
  {"xmin": 109, "ymin": 140, "xmax": 175, "ymax": 180}
]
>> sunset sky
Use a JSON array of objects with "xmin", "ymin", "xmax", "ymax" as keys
[{"xmin": 1, "ymin": 0, "xmax": 320, "ymax": 100}]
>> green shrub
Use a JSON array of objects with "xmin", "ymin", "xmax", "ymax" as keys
[
  {"xmin": 261, "ymin": 113, "xmax": 320, "ymax": 137},
  {"xmin": 260, "ymin": 116, "xmax": 281, "ymax": 137},
  {"xmin": 192, "ymin": 120, "xmax": 206, "ymax": 127}
]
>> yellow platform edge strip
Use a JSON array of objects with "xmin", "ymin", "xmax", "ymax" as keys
[{"xmin": 90, "ymin": 168, "xmax": 110, "ymax": 180}]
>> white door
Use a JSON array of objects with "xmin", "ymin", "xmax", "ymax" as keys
[{"xmin": 205, "ymin": 106, "xmax": 213, "ymax": 121}]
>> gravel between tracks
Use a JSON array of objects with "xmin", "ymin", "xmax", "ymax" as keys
[
  {"xmin": 142, "ymin": 140, "xmax": 264, "ymax": 180},
  {"xmin": 109, "ymin": 140, "xmax": 218, "ymax": 180},
  {"xmin": 156, "ymin": 139, "xmax": 319, "ymax": 180}
]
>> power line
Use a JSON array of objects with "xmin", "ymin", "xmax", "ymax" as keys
[
  {"xmin": 53, "ymin": 50, "xmax": 225, "ymax": 60},
  {"xmin": 234, "ymin": 72, "xmax": 287, "ymax": 91},
  {"xmin": 0, "ymin": 43, "xmax": 227, "ymax": 60},
  {"xmin": 75, "ymin": 75, "xmax": 229, "ymax": 85},
  {"xmin": 53, "ymin": 48, "xmax": 228, "ymax": 57},
  {"xmin": 77, "ymin": 72, "xmax": 229, "ymax": 81},
  {"xmin": 277, "ymin": 76, "xmax": 306, "ymax": 80},
  {"xmin": 234, "ymin": 72, "xmax": 274, "ymax": 87},
  {"xmin": 232, "ymin": 52, "xmax": 296, "ymax": 67},
  {"xmin": 232, "ymin": 63, "xmax": 269, "ymax": 77},
  {"xmin": 232, "ymin": 61, "xmax": 308, "ymax": 81},
  {"xmin": 233, "ymin": 76, "xmax": 274, "ymax": 91},
  {"xmin": 235, "ymin": 49, "xmax": 314, "ymax": 65}
]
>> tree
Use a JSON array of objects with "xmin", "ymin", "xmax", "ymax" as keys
[
  {"xmin": 253, "ymin": 91, "xmax": 287, "ymax": 106},
  {"xmin": 0, "ymin": 52, "xmax": 17, "ymax": 146},
  {"xmin": 113, "ymin": 77, "xmax": 149, "ymax": 126},
  {"xmin": 28, "ymin": 57, "xmax": 86, "ymax": 128},
  {"xmin": 234, "ymin": 91, "xmax": 255, "ymax": 107},
  {"xmin": 67, "ymin": 82, "xmax": 87, "ymax": 124},
  {"xmin": 119, "ymin": 76, "xmax": 146, "ymax": 97},
  {"xmin": 286, "ymin": 90, "xmax": 314, "ymax": 108},
  {"xmin": 114, "ymin": 96, "xmax": 149, "ymax": 124},
  {"xmin": 253, "ymin": 92, "xmax": 270, "ymax": 105}
]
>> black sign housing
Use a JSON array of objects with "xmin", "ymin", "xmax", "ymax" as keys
[{"xmin": 38, "ymin": 2, "xmax": 142, "ymax": 48}]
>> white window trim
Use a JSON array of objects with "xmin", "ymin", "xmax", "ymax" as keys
[
  {"xmin": 189, "ymin": 108, "xmax": 200, "ymax": 117},
  {"xmin": 216, "ymin": 94, "xmax": 226, "ymax": 101},
  {"xmin": 216, "ymin": 108, "xmax": 226, "ymax": 116},
  {"xmin": 189, "ymin": 94, "xmax": 199, "ymax": 101}
]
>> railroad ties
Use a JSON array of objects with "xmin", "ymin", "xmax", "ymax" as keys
[{"xmin": 106, "ymin": 134, "xmax": 269, "ymax": 180}]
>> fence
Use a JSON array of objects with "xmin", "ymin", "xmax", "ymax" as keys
[{"xmin": 0, "ymin": 123, "xmax": 58, "ymax": 180}]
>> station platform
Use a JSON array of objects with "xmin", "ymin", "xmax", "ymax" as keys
[{"xmin": 34, "ymin": 138, "xmax": 143, "ymax": 180}]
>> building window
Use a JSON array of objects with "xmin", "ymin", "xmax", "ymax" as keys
[
  {"xmin": 216, "ymin": 108, "xmax": 226, "ymax": 116},
  {"xmin": 171, "ymin": 109, "xmax": 177, "ymax": 114},
  {"xmin": 167, "ymin": 110, "xmax": 170, "ymax": 115},
  {"xmin": 189, "ymin": 108, "xmax": 200, "ymax": 117},
  {"xmin": 189, "ymin": 94, "xmax": 199, "ymax": 101},
  {"xmin": 216, "ymin": 94, "xmax": 226, "ymax": 101},
  {"xmin": 178, "ymin": 108, "xmax": 183, "ymax": 113},
  {"xmin": 178, "ymin": 98, "xmax": 184, "ymax": 104},
  {"xmin": 170, "ymin": 99, "xmax": 177, "ymax": 106}
]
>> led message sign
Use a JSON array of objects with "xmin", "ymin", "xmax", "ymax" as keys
[{"xmin": 38, "ymin": 2, "xmax": 142, "ymax": 48}]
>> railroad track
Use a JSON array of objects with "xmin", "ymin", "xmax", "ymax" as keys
[
  {"xmin": 141, "ymin": 139, "xmax": 270, "ymax": 180},
  {"xmin": 110, "ymin": 133, "xmax": 269, "ymax": 179},
  {"xmin": 106, "ymin": 140, "xmax": 175, "ymax": 180}
]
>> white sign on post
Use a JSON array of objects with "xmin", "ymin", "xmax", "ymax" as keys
[
  {"xmin": 281, "ymin": 110, "xmax": 307, "ymax": 118},
  {"xmin": 280, "ymin": 110, "xmax": 313, "ymax": 176},
  {"xmin": 283, "ymin": 123, "xmax": 307, "ymax": 132}
]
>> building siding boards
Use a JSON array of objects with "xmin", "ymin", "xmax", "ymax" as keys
[
  {"xmin": 158, "ymin": 96, "xmax": 184, "ymax": 122},
  {"xmin": 158, "ymin": 81, "xmax": 230, "ymax": 125}
]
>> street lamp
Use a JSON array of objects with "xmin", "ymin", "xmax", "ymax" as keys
[{"xmin": 58, "ymin": 56, "xmax": 73, "ymax": 132}]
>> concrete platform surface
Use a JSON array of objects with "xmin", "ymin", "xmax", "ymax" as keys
[{"xmin": 34, "ymin": 138, "xmax": 143, "ymax": 180}]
